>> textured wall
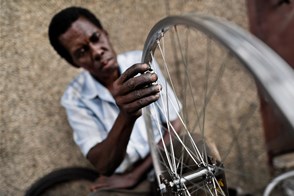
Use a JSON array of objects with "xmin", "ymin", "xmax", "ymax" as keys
[{"xmin": 0, "ymin": 0, "xmax": 248, "ymax": 195}]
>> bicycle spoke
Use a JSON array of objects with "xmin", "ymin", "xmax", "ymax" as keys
[
  {"xmin": 173, "ymin": 27, "xmax": 210, "ymax": 168},
  {"xmin": 155, "ymin": 38, "xmax": 205, "ymax": 166},
  {"xmin": 221, "ymin": 103, "xmax": 258, "ymax": 163}
]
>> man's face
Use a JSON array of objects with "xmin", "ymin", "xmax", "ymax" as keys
[{"xmin": 59, "ymin": 17, "xmax": 118, "ymax": 80}]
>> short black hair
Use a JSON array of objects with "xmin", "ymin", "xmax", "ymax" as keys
[{"xmin": 48, "ymin": 6, "xmax": 103, "ymax": 67}]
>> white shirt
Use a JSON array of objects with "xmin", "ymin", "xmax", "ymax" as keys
[{"xmin": 61, "ymin": 50, "xmax": 180, "ymax": 173}]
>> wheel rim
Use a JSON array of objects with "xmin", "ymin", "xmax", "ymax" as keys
[
  {"xmin": 142, "ymin": 14, "xmax": 294, "ymax": 195},
  {"xmin": 264, "ymin": 170, "xmax": 294, "ymax": 196}
]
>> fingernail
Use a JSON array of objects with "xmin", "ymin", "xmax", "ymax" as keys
[{"xmin": 151, "ymin": 73, "xmax": 158, "ymax": 81}]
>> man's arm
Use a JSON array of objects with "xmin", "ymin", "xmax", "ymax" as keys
[
  {"xmin": 87, "ymin": 63, "xmax": 161, "ymax": 176},
  {"xmin": 87, "ymin": 112, "xmax": 137, "ymax": 175},
  {"xmin": 90, "ymin": 118, "xmax": 182, "ymax": 191}
]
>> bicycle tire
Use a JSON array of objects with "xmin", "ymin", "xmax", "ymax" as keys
[
  {"xmin": 263, "ymin": 170, "xmax": 294, "ymax": 196},
  {"xmin": 25, "ymin": 167, "xmax": 98, "ymax": 196},
  {"xmin": 142, "ymin": 13, "xmax": 294, "ymax": 195}
]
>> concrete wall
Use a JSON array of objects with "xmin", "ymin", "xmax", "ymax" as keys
[{"xmin": 0, "ymin": 0, "xmax": 247, "ymax": 195}]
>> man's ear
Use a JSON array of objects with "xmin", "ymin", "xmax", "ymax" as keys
[
  {"xmin": 72, "ymin": 64, "xmax": 81, "ymax": 68},
  {"xmin": 70, "ymin": 60, "xmax": 80, "ymax": 68}
]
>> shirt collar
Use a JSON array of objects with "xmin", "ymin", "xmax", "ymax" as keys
[
  {"xmin": 81, "ymin": 67, "xmax": 123, "ymax": 103},
  {"xmin": 80, "ymin": 52, "xmax": 132, "ymax": 102}
]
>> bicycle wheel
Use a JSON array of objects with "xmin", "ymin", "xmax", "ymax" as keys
[
  {"xmin": 263, "ymin": 170, "xmax": 294, "ymax": 196},
  {"xmin": 142, "ymin": 14, "xmax": 294, "ymax": 195},
  {"xmin": 25, "ymin": 167, "xmax": 98, "ymax": 196}
]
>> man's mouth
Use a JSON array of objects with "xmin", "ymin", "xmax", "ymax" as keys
[{"xmin": 101, "ymin": 57, "xmax": 112, "ymax": 67}]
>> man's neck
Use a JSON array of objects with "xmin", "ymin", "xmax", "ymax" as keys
[{"xmin": 91, "ymin": 68, "xmax": 120, "ymax": 91}]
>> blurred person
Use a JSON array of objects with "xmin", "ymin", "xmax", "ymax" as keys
[{"xmin": 48, "ymin": 6, "xmax": 181, "ymax": 195}]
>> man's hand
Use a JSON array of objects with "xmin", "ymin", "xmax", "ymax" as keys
[
  {"xmin": 112, "ymin": 63, "xmax": 161, "ymax": 118},
  {"xmin": 90, "ymin": 173, "xmax": 139, "ymax": 192}
]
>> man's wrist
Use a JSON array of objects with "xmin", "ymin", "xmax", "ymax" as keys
[{"xmin": 118, "ymin": 110, "xmax": 141, "ymax": 122}]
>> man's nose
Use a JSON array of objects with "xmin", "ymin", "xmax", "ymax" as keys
[{"xmin": 90, "ymin": 43, "xmax": 104, "ymax": 61}]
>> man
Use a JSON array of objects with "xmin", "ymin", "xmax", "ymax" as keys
[{"xmin": 48, "ymin": 6, "xmax": 181, "ymax": 195}]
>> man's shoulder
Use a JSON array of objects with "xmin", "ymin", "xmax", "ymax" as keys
[
  {"xmin": 117, "ymin": 50, "xmax": 143, "ymax": 69},
  {"xmin": 61, "ymin": 71, "xmax": 89, "ymax": 104},
  {"xmin": 118, "ymin": 50, "xmax": 143, "ymax": 58}
]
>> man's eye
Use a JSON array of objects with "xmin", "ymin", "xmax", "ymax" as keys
[
  {"xmin": 76, "ymin": 47, "xmax": 88, "ymax": 58},
  {"xmin": 90, "ymin": 32, "xmax": 100, "ymax": 43},
  {"xmin": 77, "ymin": 49, "xmax": 85, "ymax": 57}
]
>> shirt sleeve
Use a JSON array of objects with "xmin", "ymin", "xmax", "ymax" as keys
[{"xmin": 61, "ymin": 96, "xmax": 105, "ymax": 157}]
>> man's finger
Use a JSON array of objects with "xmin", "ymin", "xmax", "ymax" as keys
[
  {"xmin": 121, "ymin": 93, "xmax": 160, "ymax": 113},
  {"xmin": 118, "ymin": 63, "xmax": 151, "ymax": 84},
  {"xmin": 120, "ymin": 84, "xmax": 162, "ymax": 104},
  {"xmin": 120, "ymin": 72, "xmax": 158, "ymax": 95}
]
